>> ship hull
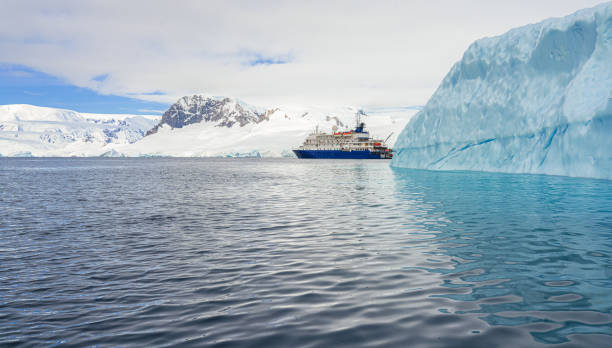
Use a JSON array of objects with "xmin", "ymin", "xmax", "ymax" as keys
[{"xmin": 293, "ymin": 149, "xmax": 390, "ymax": 159}]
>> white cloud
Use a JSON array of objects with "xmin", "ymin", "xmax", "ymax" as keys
[{"xmin": 0, "ymin": 0, "xmax": 608, "ymax": 108}]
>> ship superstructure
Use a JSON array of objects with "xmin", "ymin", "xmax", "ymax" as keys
[{"xmin": 293, "ymin": 112, "xmax": 393, "ymax": 159}]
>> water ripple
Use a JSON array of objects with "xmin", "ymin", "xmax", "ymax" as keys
[{"xmin": 1, "ymin": 158, "xmax": 611, "ymax": 347}]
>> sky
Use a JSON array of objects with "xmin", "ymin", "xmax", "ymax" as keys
[{"xmin": 0, "ymin": 0, "xmax": 608, "ymax": 114}]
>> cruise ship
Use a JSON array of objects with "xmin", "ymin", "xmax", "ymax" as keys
[{"xmin": 293, "ymin": 112, "xmax": 393, "ymax": 159}]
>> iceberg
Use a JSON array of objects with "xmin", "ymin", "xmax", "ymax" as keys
[{"xmin": 392, "ymin": 3, "xmax": 612, "ymax": 180}]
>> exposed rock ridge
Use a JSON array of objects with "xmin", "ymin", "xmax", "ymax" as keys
[{"xmin": 146, "ymin": 95, "xmax": 277, "ymax": 135}]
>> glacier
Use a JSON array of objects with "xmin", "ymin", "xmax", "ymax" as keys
[
  {"xmin": 0, "ymin": 98, "xmax": 415, "ymax": 158},
  {"xmin": 0, "ymin": 104, "xmax": 159, "ymax": 157},
  {"xmin": 114, "ymin": 95, "xmax": 414, "ymax": 157},
  {"xmin": 391, "ymin": 3, "xmax": 612, "ymax": 180}
]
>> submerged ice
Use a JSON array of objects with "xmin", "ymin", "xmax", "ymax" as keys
[{"xmin": 392, "ymin": 3, "xmax": 612, "ymax": 179}]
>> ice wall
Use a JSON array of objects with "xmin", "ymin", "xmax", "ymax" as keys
[{"xmin": 392, "ymin": 3, "xmax": 612, "ymax": 179}]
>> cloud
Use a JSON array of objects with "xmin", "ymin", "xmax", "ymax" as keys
[
  {"xmin": 22, "ymin": 90, "xmax": 44, "ymax": 96},
  {"xmin": 137, "ymin": 109, "xmax": 165, "ymax": 114},
  {"xmin": 91, "ymin": 73, "xmax": 108, "ymax": 82},
  {"xmin": 8, "ymin": 70, "xmax": 34, "ymax": 78},
  {"xmin": 0, "ymin": 0, "xmax": 608, "ymax": 108},
  {"xmin": 247, "ymin": 54, "xmax": 293, "ymax": 67},
  {"xmin": 130, "ymin": 91, "xmax": 167, "ymax": 96},
  {"xmin": 0, "ymin": 63, "xmax": 169, "ymax": 114}
]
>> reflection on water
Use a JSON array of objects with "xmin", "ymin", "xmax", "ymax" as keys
[
  {"xmin": 391, "ymin": 168, "xmax": 612, "ymax": 346},
  {"xmin": 0, "ymin": 158, "xmax": 611, "ymax": 347}
]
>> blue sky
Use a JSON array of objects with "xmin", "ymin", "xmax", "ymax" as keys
[
  {"xmin": 0, "ymin": 0, "xmax": 608, "ymax": 113},
  {"xmin": 0, "ymin": 64, "xmax": 168, "ymax": 114}
]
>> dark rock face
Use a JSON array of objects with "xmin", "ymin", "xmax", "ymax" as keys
[{"xmin": 146, "ymin": 95, "xmax": 274, "ymax": 136}]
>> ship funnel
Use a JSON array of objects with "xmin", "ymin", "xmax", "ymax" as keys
[{"xmin": 355, "ymin": 110, "xmax": 367, "ymax": 133}]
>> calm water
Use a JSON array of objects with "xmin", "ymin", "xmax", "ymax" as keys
[{"xmin": 1, "ymin": 158, "xmax": 612, "ymax": 347}]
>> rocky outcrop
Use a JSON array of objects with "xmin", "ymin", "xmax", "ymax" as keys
[{"xmin": 146, "ymin": 95, "xmax": 275, "ymax": 135}]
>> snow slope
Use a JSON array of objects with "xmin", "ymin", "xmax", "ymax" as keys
[
  {"xmin": 0, "ymin": 104, "xmax": 159, "ymax": 157},
  {"xmin": 117, "ymin": 95, "xmax": 414, "ymax": 157},
  {"xmin": 146, "ymin": 95, "xmax": 272, "ymax": 135},
  {"xmin": 0, "ymin": 100, "xmax": 414, "ymax": 158},
  {"xmin": 392, "ymin": 3, "xmax": 612, "ymax": 179}
]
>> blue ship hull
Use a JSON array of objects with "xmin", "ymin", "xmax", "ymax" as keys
[{"xmin": 293, "ymin": 149, "xmax": 388, "ymax": 159}]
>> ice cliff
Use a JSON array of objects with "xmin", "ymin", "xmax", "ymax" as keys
[{"xmin": 392, "ymin": 3, "xmax": 612, "ymax": 179}]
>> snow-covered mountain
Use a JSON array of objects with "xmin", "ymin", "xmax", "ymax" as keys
[
  {"xmin": 146, "ymin": 95, "xmax": 275, "ymax": 135},
  {"xmin": 116, "ymin": 95, "xmax": 414, "ymax": 157},
  {"xmin": 0, "ymin": 99, "xmax": 415, "ymax": 158},
  {"xmin": 0, "ymin": 104, "xmax": 159, "ymax": 157},
  {"xmin": 392, "ymin": 3, "xmax": 612, "ymax": 179}
]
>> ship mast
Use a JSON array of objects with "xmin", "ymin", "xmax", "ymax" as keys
[{"xmin": 355, "ymin": 110, "xmax": 366, "ymax": 133}]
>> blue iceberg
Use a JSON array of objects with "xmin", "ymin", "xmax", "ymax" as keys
[{"xmin": 392, "ymin": 3, "xmax": 612, "ymax": 179}]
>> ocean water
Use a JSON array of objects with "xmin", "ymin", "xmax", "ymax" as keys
[{"xmin": 1, "ymin": 158, "xmax": 611, "ymax": 348}]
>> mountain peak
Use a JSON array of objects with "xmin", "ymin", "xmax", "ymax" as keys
[{"xmin": 146, "ymin": 95, "xmax": 272, "ymax": 135}]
